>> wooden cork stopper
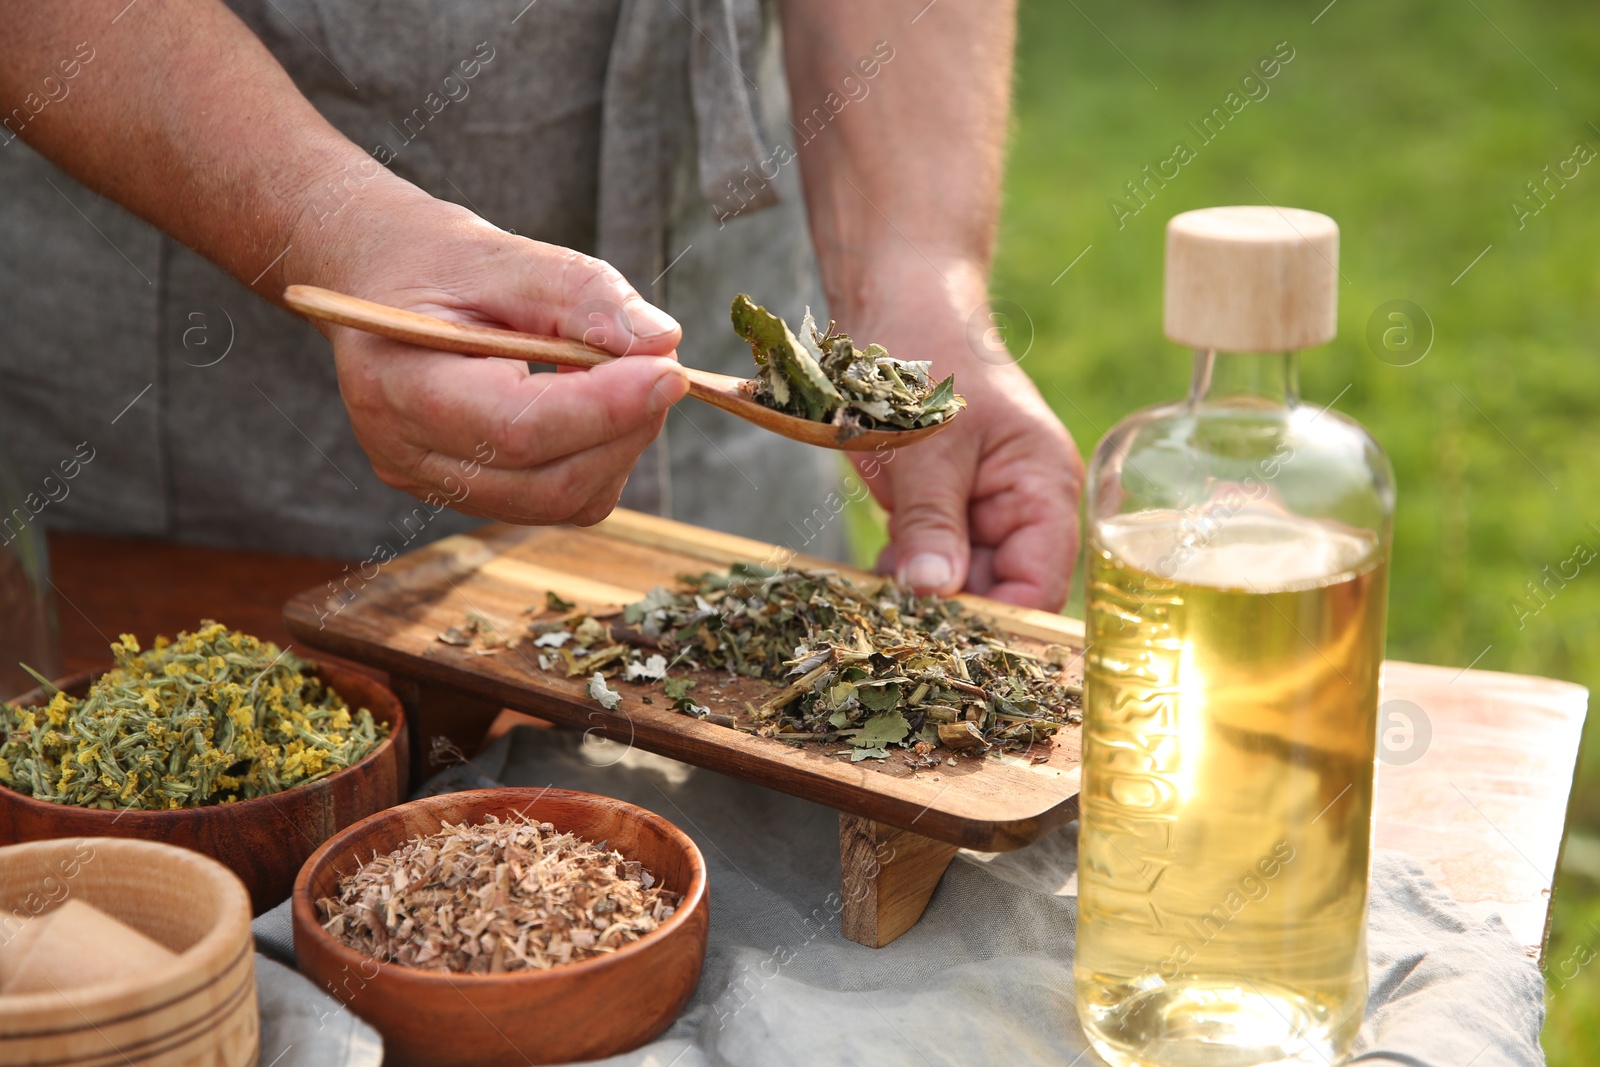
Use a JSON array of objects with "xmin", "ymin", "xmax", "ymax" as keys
[{"xmin": 1164, "ymin": 206, "xmax": 1339, "ymax": 352}]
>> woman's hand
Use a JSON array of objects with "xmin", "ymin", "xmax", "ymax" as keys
[{"xmin": 301, "ymin": 186, "xmax": 689, "ymax": 526}]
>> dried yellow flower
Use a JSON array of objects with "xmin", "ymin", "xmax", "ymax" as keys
[{"xmin": 0, "ymin": 623, "xmax": 388, "ymax": 810}]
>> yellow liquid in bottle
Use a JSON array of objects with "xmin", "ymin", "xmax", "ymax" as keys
[{"xmin": 1075, "ymin": 505, "xmax": 1386, "ymax": 1067}]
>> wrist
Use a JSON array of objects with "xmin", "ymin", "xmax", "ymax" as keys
[
  {"xmin": 826, "ymin": 251, "xmax": 1030, "ymax": 381},
  {"xmin": 824, "ymin": 248, "xmax": 989, "ymax": 330},
  {"xmin": 276, "ymin": 149, "xmax": 442, "ymax": 299}
]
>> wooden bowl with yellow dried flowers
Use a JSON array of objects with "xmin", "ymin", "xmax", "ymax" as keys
[
  {"xmin": 0, "ymin": 624, "xmax": 407, "ymax": 914},
  {"xmin": 292, "ymin": 788, "xmax": 710, "ymax": 1067}
]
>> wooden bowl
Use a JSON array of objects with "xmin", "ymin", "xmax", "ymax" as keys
[
  {"xmin": 0, "ymin": 663, "xmax": 408, "ymax": 914},
  {"xmin": 293, "ymin": 788, "xmax": 710, "ymax": 1067},
  {"xmin": 0, "ymin": 837, "xmax": 257, "ymax": 1066}
]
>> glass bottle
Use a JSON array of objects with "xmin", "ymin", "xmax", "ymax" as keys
[
  {"xmin": 1074, "ymin": 207, "xmax": 1394, "ymax": 1066},
  {"xmin": 0, "ymin": 444, "xmax": 62, "ymax": 699}
]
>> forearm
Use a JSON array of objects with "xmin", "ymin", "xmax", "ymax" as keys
[
  {"xmin": 0, "ymin": 0, "xmax": 423, "ymax": 300},
  {"xmin": 780, "ymin": 0, "xmax": 1015, "ymax": 325},
  {"xmin": 780, "ymin": 1, "xmax": 1078, "ymax": 610}
]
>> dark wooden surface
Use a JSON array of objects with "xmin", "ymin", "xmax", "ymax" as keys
[
  {"xmin": 283, "ymin": 511, "xmax": 1089, "ymax": 853},
  {"xmin": 389, "ymin": 677, "xmax": 507, "ymax": 791},
  {"xmin": 0, "ymin": 662, "xmax": 407, "ymax": 914},
  {"xmin": 292, "ymin": 788, "xmax": 709, "ymax": 1067},
  {"xmin": 48, "ymin": 529, "xmax": 370, "ymax": 679}
]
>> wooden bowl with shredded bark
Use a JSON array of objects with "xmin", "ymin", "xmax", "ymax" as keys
[{"xmin": 291, "ymin": 787, "xmax": 709, "ymax": 1067}]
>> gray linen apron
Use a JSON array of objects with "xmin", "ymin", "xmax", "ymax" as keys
[{"xmin": 0, "ymin": 0, "xmax": 843, "ymax": 562}]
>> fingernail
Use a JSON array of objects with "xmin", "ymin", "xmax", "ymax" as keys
[
  {"xmin": 627, "ymin": 298, "xmax": 679, "ymax": 340},
  {"xmin": 648, "ymin": 365, "xmax": 690, "ymax": 415},
  {"xmin": 899, "ymin": 553, "xmax": 954, "ymax": 593}
]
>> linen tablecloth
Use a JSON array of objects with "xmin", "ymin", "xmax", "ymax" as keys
[{"xmin": 252, "ymin": 726, "xmax": 1545, "ymax": 1066}]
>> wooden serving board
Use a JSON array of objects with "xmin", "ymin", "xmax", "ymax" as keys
[{"xmin": 283, "ymin": 510, "xmax": 1086, "ymax": 856}]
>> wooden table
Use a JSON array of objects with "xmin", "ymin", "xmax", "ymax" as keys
[{"xmin": 44, "ymin": 527, "xmax": 1589, "ymax": 959}]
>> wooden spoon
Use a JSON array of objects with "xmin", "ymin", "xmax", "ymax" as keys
[{"xmin": 282, "ymin": 285, "xmax": 956, "ymax": 452}]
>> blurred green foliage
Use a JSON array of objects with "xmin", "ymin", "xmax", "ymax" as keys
[{"xmin": 855, "ymin": 0, "xmax": 1599, "ymax": 1059}]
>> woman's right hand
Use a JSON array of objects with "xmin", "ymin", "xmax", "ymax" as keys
[{"xmin": 298, "ymin": 184, "xmax": 689, "ymax": 526}]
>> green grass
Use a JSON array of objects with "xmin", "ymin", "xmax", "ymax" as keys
[{"xmin": 856, "ymin": 0, "xmax": 1600, "ymax": 1059}]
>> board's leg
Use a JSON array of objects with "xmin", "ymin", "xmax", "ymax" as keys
[
  {"xmin": 839, "ymin": 813, "xmax": 959, "ymax": 948},
  {"xmin": 390, "ymin": 676, "xmax": 504, "ymax": 788}
]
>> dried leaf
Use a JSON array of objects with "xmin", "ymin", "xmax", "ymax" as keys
[
  {"xmin": 857, "ymin": 682, "xmax": 903, "ymax": 714},
  {"xmin": 848, "ymin": 710, "xmax": 912, "ymax": 750},
  {"xmin": 437, "ymin": 625, "xmax": 475, "ymax": 647},
  {"xmin": 588, "ymin": 672, "xmax": 622, "ymax": 711},
  {"xmin": 730, "ymin": 296, "xmax": 966, "ymax": 432},
  {"xmin": 573, "ymin": 618, "xmax": 609, "ymax": 648},
  {"xmin": 662, "ymin": 677, "xmax": 697, "ymax": 704},
  {"xmin": 938, "ymin": 721, "xmax": 989, "ymax": 751},
  {"xmin": 624, "ymin": 654, "xmax": 668, "ymax": 682}
]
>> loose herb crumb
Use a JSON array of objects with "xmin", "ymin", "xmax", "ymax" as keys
[{"xmin": 588, "ymin": 672, "xmax": 622, "ymax": 710}]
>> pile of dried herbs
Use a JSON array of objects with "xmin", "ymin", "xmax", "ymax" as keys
[
  {"xmin": 731, "ymin": 295, "xmax": 965, "ymax": 437},
  {"xmin": 617, "ymin": 564, "xmax": 1079, "ymax": 760},
  {"xmin": 441, "ymin": 566, "xmax": 1082, "ymax": 762},
  {"xmin": 318, "ymin": 814, "xmax": 679, "ymax": 973},
  {"xmin": 0, "ymin": 623, "xmax": 386, "ymax": 809}
]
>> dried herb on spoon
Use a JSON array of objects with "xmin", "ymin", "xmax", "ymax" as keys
[{"xmin": 730, "ymin": 295, "xmax": 965, "ymax": 438}]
